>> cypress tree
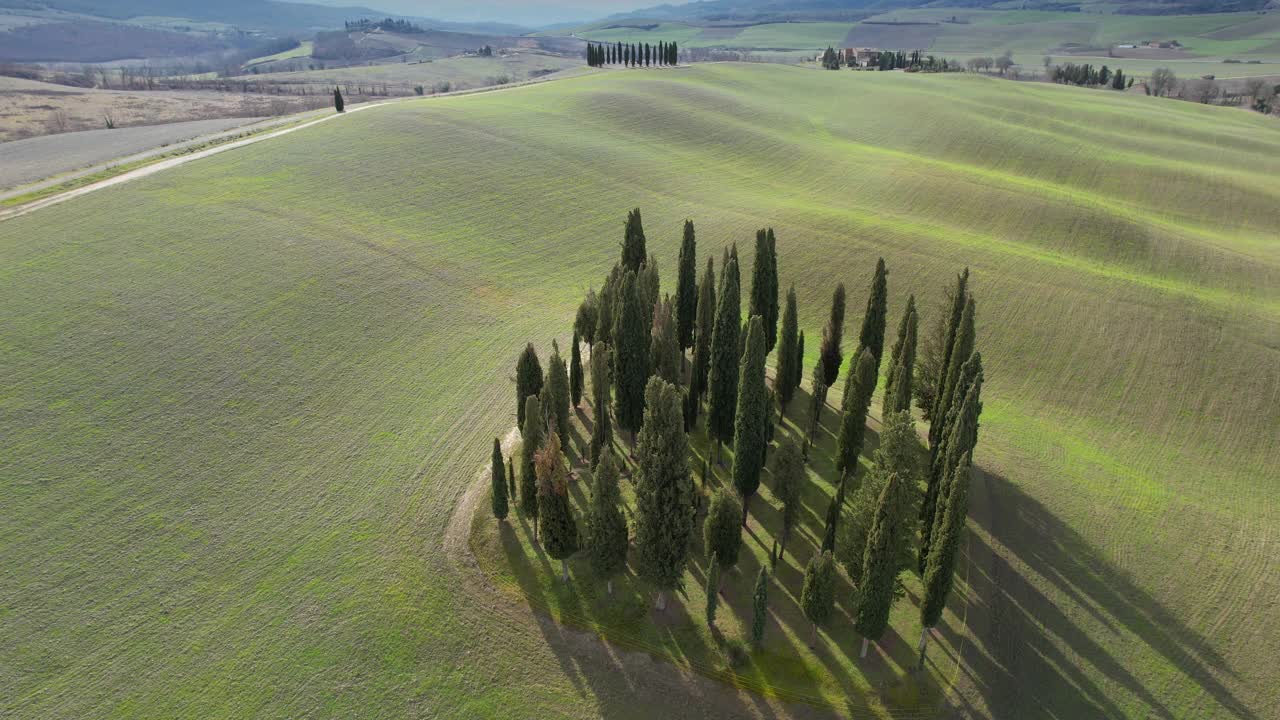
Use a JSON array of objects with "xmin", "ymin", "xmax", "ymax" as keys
[
  {"xmin": 520, "ymin": 395, "xmax": 544, "ymax": 539},
  {"xmin": 821, "ymin": 473, "xmax": 847, "ymax": 553},
  {"xmin": 882, "ymin": 295, "xmax": 918, "ymax": 416},
  {"xmin": 751, "ymin": 565, "xmax": 769, "ymax": 646},
  {"xmin": 807, "ymin": 362, "xmax": 828, "ymax": 450},
  {"xmin": 703, "ymin": 488, "xmax": 744, "ymax": 573},
  {"xmin": 732, "ymin": 316, "xmax": 769, "ymax": 524},
  {"xmin": 835, "ymin": 348, "xmax": 878, "ymax": 478},
  {"xmin": 931, "ymin": 297, "xmax": 976, "ymax": 455},
  {"xmin": 645, "ymin": 42, "xmax": 651, "ymax": 66},
  {"xmin": 634, "ymin": 377, "xmax": 694, "ymax": 610},
  {"xmin": 855, "ymin": 472, "xmax": 904, "ymax": 658},
  {"xmin": 537, "ymin": 433, "xmax": 579, "ymax": 581},
  {"xmin": 638, "ymin": 254, "xmax": 660, "ymax": 332},
  {"xmin": 775, "ymin": 285, "xmax": 799, "ymax": 414},
  {"xmin": 928, "ymin": 269, "xmax": 970, "ymax": 444},
  {"xmin": 586, "ymin": 450, "xmax": 628, "ymax": 595},
  {"xmin": 749, "ymin": 229, "xmax": 780, "ymax": 353},
  {"xmin": 616, "ymin": 41, "xmax": 622, "ymax": 65},
  {"xmin": 575, "ymin": 289, "xmax": 598, "ymax": 347},
  {"xmin": 676, "ymin": 220, "xmax": 698, "ymax": 352},
  {"xmin": 613, "ymin": 271, "xmax": 649, "ymax": 443},
  {"xmin": 570, "ymin": 331, "xmax": 584, "ymax": 408},
  {"xmin": 918, "ymin": 451, "xmax": 972, "ymax": 669},
  {"xmin": 837, "ymin": 411, "xmax": 921, "ymax": 586},
  {"xmin": 819, "ymin": 283, "xmax": 847, "ymax": 386},
  {"xmin": 622, "ymin": 208, "xmax": 647, "ymax": 272},
  {"xmin": 595, "ymin": 264, "xmax": 621, "ymax": 346},
  {"xmin": 801, "ymin": 551, "xmax": 836, "ymax": 646},
  {"xmin": 671, "ymin": 41, "xmax": 678, "ymax": 64},
  {"xmin": 491, "ymin": 437, "xmax": 508, "ymax": 521},
  {"xmin": 793, "ymin": 329, "xmax": 805, "ymax": 393},
  {"xmin": 547, "ymin": 340, "xmax": 571, "ymax": 444},
  {"xmin": 650, "ymin": 294, "xmax": 681, "ymax": 386},
  {"xmin": 507, "ymin": 456, "xmax": 516, "ymax": 503},
  {"xmin": 705, "ymin": 553, "xmax": 721, "ymax": 625},
  {"xmin": 921, "ymin": 368, "xmax": 982, "ymax": 570},
  {"xmin": 690, "ymin": 256, "xmax": 716, "ymax": 407},
  {"xmin": 706, "ymin": 256, "xmax": 741, "ymax": 460},
  {"xmin": 515, "ymin": 343, "xmax": 543, "ymax": 427},
  {"xmin": 772, "ymin": 436, "xmax": 804, "ymax": 559},
  {"xmin": 589, "ymin": 342, "xmax": 613, "ymax": 468},
  {"xmin": 333, "ymin": 87, "xmax": 344, "ymax": 112},
  {"xmin": 856, "ymin": 258, "xmax": 889, "ymax": 376}
]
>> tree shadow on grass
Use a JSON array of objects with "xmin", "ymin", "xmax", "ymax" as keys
[{"xmin": 952, "ymin": 470, "xmax": 1255, "ymax": 720}]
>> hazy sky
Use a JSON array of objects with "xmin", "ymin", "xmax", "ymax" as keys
[{"xmin": 350, "ymin": 1, "xmax": 672, "ymax": 26}]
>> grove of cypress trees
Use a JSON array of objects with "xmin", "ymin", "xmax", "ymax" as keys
[
  {"xmin": 520, "ymin": 395, "xmax": 544, "ymax": 539},
  {"xmin": 690, "ymin": 256, "xmax": 716, "ymax": 408},
  {"xmin": 633, "ymin": 377, "xmax": 694, "ymax": 610},
  {"xmin": 732, "ymin": 316, "xmax": 769, "ymax": 525},
  {"xmin": 882, "ymin": 295, "xmax": 917, "ymax": 417},
  {"xmin": 775, "ymin": 285, "xmax": 799, "ymax": 414},
  {"xmin": 918, "ymin": 451, "xmax": 972, "ymax": 669},
  {"xmin": 515, "ymin": 343, "xmax": 543, "ymax": 427},
  {"xmin": 589, "ymin": 342, "xmax": 613, "ymax": 468},
  {"xmin": 706, "ymin": 256, "xmax": 741, "ymax": 461},
  {"xmin": 650, "ymin": 294, "xmax": 681, "ymax": 386},
  {"xmin": 801, "ymin": 551, "xmax": 836, "ymax": 647},
  {"xmin": 748, "ymin": 229, "xmax": 779, "ymax": 352},
  {"xmin": 586, "ymin": 450, "xmax": 628, "ymax": 595},
  {"xmin": 570, "ymin": 331, "xmax": 584, "ymax": 408},
  {"xmin": 547, "ymin": 340, "xmax": 571, "ymax": 443},
  {"xmin": 491, "ymin": 437, "xmax": 508, "ymax": 521},
  {"xmin": 819, "ymin": 283, "xmax": 847, "ymax": 386},
  {"xmin": 622, "ymin": 208, "xmax": 647, "ymax": 272},
  {"xmin": 835, "ymin": 348, "xmax": 878, "ymax": 478},
  {"xmin": 751, "ymin": 565, "xmax": 769, "ymax": 646},
  {"xmin": 705, "ymin": 553, "xmax": 721, "ymax": 625},
  {"xmin": 614, "ymin": 271, "xmax": 649, "ymax": 444},
  {"xmin": 676, "ymin": 220, "xmax": 698, "ymax": 352},
  {"xmin": 928, "ymin": 269, "xmax": 970, "ymax": 440},
  {"xmin": 855, "ymin": 472, "xmax": 904, "ymax": 658},
  {"xmin": 703, "ymin": 488, "xmax": 743, "ymax": 574},
  {"xmin": 773, "ymin": 436, "xmax": 804, "ymax": 560},
  {"xmin": 856, "ymin": 258, "xmax": 889, "ymax": 377},
  {"xmin": 537, "ymin": 433, "xmax": 578, "ymax": 581}
]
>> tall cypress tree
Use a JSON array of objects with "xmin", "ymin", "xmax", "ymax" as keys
[
  {"xmin": 676, "ymin": 220, "xmax": 698, "ymax": 352},
  {"xmin": 507, "ymin": 456, "xmax": 516, "ymax": 504},
  {"xmin": 614, "ymin": 271, "xmax": 649, "ymax": 443},
  {"xmin": 733, "ymin": 316, "xmax": 769, "ymax": 524},
  {"xmin": 819, "ymin": 283, "xmax": 847, "ymax": 386},
  {"xmin": 775, "ymin": 285, "xmax": 799, "ymax": 414},
  {"xmin": 570, "ymin": 331, "xmax": 584, "ymax": 408},
  {"xmin": 928, "ymin": 269, "xmax": 970, "ymax": 443},
  {"xmin": 616, "ymin": 41, "xmax": 622, "ymax": 65},
  {"xmin": 547, "ymin": 340, "xmax": 571, "ymax": 444},
  {"xmin": 575, "ymin": 289, "xmax": 598, "ymax": 347},
  {"xmin": 749, "ymin": 229, "xmax": 780, "ymax": 353},
  {"xmin": 671, "ymin": 41, "xmax": 678, "ymax": 64},
  {"xmin": 836, "ymin": 348, "xmax": 878, "ymax": 478},
  {"xmin": 595, "ymin": 264, "xmax": 621, "ymax": 346},
  {"xmin": 820, "ymin": 473, "xmax": 847, "ymax": 553},
  {"xmin": 921, "ymin": 366, "xmax": 982, "ymax": 569},
  {"xmin": 633, "ymin": 377, "xmax": 694, "ymax": 610},
  {"xmin": 882, "ymin": 295, "xmax": 917, "ymax": 416},
  {"xmin": 638, "ymin": 254, "xmax": 660, "ymax": 333},
  {"xmin": 706, "ymin": 256, "xmax": 741, "ymax": 460},
  {"xmin": 801, "ymin": 551, "xmax": 836, "ymax": 646},
  {"xmin": 772, "ymin": 436, "xmax": 804, "ymax": 559},
  {"xmin": 537, "ymin": 433, "xmax": 578, "ymax": 581},
  {"xmin": 705, "ymin": 553, "xmax": 721, "ymax": 625},
  {"xmin": 918, "ymin": 451, "xmax": 972, "ymax": 668},
  {"xmin": 589, "ymin": 342, "xmax": 613, "ymax": 468},
  {"xmin": 515, "ymin": 343, "xmax": 543, "ymax": 427},
  {"xmin": 793, "ymin": 330, "xmax": 805, "ymax": 393},
  {"xmin": 703, "ymin": 488, "xmax": 743, "ymax": 571},
  {"xmin": 622, "ymin": 208, "xmax": 647, "ymax": 272},
  {"xmin": 650, "ymin": 294, "xmax": 681, "ymax": 386},
  {"xmin": 520, "ymin": 395, "xmax": 544, "ymax": 539},
  {"xmin": 333, "ymin": 87, "xmax": 344, "ymax": 112},
  {"xmin": 491, "ymin": 437, "xmax": 508, "ymax": 521},
  {"xmin": 586, "ymin": 450, "xmax": 628, "ymax": 595},
  {"xmin": 855, "ymin": 472, "xmax": 905, "ymax": 658},
  {"xmin": 751, "ymin": 565, "xmax": 769, "ymax": 646},
  {"xmin": 689, "ymin": 257, "xmax": 716, "ymax": 422},
  {"xmin": 856, "ymin": 258, "xmax": 889, "ymax": 377},
  {"xmin": 931, "ymin": 297, "xmax": 976, "ymax": 455},
  {"xmin": 807, "ymin": 361, "xmax": 828, "ymax": 450}
]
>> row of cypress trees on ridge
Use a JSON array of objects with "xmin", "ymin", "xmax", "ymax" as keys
[
  {"xmin": 586, "ymin": 40, "xmax": 678, "ymax": 68},
  {"xmin": 487, "ymin": 208, "xmax": 984, "ymax": 667}
]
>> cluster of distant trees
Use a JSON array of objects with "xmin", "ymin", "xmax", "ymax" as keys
[
  {"xmin": 586, "ymin": 41, "xmax": 678, "ymax": 68},
  {"xmin": 490, "ymin": 208, "xmax": 985, "ymax": 666},
  {"xmin": 821, "ymin": 47, "xmax": 961, "ymax": 73},
  {"xmin": 1049, "ymin": 63, "xmax": 1133, "ymax": 90},
  {"xmin": 344, "ymin": 18, "xmax": 424, "ymax": 34}
]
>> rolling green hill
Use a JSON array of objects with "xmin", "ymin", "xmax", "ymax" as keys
[{"xmin": 1, "ymin": 64, "xmax": 1277, "ymax": 718}]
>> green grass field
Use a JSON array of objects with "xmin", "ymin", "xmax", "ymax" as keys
[
  {"xmin": 245, "ymin": 40, "xmax": 315, "ymax": 67},
  {"xmin": 2, "ymin": 64, "xmax": 1277, "ymax": 718},
  {"xmin": 228, "ymin": 53, "xmax": 585, "ymax": 93}
]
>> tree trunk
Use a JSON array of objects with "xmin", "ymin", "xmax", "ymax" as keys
[
  {"xmin": 741, "ymin": 493, "xmax": 750, "ymax": 527},
  {"xmin": 810, "ymin": 622, "xmax": 818, "ymax": 648},
  {"xmin": 655, "ymin": 590, "xmax": 667, "ymax": 611},
  {"xmin": 561, "ymin": 559, "xmax": 569, "ymax": 582},
  {"xmin": 534, "ymin": 515, "xmax": 539, "ymax": 543},
  {"xmin": 917, "ymin": 627, "xmax": 931, "ymax": 670},
  {"xmin": 860, "ymin": 637, "xmax": 870, "ymax": 658},
  {"xmin": 607, "ymin": 578, "xmax": 614, "ymax": 596}
]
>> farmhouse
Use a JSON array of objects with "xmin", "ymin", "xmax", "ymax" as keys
[{"xmin": 844, "ymin": 47, "xmax": 881, "ymax": 67}]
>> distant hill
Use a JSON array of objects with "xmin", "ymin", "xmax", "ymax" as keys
[{"xmin": 604, "ymin": 0, "xmax": 1273, "ymax": 22}]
